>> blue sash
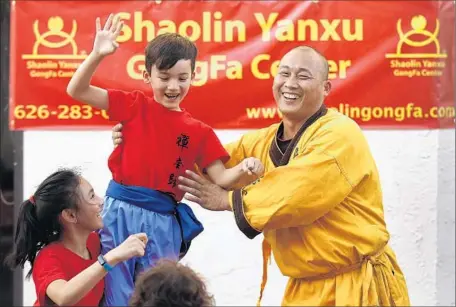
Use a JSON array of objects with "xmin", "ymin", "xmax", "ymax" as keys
[{"xmin": 105, "ymin": 180, "xmax": 204, "ymax": 252}]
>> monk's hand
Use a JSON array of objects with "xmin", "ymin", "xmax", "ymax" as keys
[
  {"xmin": 178, "ymin": 170, "xmax": 231, "ymax": 211},
  {"xmin": 112, "ymin": 123, "xmax": 123, "ymax": 147}
]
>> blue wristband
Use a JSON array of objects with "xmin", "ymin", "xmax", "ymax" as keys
[{"xmin": 97, "ymin": 254, "xmax": 113, "ymax": 272}]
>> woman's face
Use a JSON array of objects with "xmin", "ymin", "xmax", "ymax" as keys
[{"xmin": 74, "ymin": 177, "xmax": 104, "ymax": 231}]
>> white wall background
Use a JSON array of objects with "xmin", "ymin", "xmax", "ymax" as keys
[{"xmin": 21, "ymin": 128, "xmax": 455, "ymax": 306}]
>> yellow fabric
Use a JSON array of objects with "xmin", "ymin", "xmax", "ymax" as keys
[
  {"xmin": 224, "ymin": 109, "xmax": 410, "ymax": 306},
  {"xmin": 257, "ymin": 239, "xmax": 272, "ymax": 306}
]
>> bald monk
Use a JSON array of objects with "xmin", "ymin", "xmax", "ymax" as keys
[{"xmin": 112, "ymin": 46, "xmax": 411, "ymax": 306}]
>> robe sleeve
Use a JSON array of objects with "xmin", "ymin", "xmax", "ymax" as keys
[{"xmin": 228, "ymin": 124, "xmax": 370, "ymax": 239}]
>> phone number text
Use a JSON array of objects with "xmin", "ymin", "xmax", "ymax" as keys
[{"xmin": 13, "ymin": 105, "xmax": 109, "ymax": 120}]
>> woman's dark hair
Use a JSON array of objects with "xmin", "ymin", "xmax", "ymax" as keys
[
  {"xmin": 130, "ymin": 259, "xmax": 215, "ymax": 307},
  {"xmin": 4, "ymin": 168, "xmax": 81, "ymax": 278}
]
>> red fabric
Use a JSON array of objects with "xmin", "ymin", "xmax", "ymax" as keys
[
  {"xmin": 32, "ymin": 232, "xmax": 104, "ymax": 306},
  {"xmin": 107, "ymin": 89, "xmax": 230, "ymax": 201}
]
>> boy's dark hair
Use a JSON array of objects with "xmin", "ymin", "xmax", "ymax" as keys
[
  {"xmin": 130, "ymin": 259, "xmax": 215, "ymax": 307},
  {"xmin": 145, "ymin": 33, "xmax": 198, "ymax": 74},
  {"xmin": 4, "ymin": 169, "xmax": 81, "ymax": 278}
]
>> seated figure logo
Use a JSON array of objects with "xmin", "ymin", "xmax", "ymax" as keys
[
  {"xmin": 386, "ymin": 15, "xmax": 447, "ymax": 59},
  {"xmin": 386, "ymin": 15, "xmax": 448, "ymax": 78},
  {"xmin": 22, "ymin": 17, "xmax": 87, "ymax": 60}
]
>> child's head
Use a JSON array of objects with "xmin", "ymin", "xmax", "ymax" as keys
[
  {"xmin": 130, "ymin": 259, "xmax": 215, "ymax": 307},
  {"xmin": 143, "ymin": 33, "xmax": 198, "ymax": 111}
]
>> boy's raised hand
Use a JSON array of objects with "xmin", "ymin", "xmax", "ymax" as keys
[{"xmin": 93, "ymin": 14, "xmax": 123, "ymax": 57}]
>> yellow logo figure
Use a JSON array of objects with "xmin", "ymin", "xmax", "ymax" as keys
[
  {"xmin": 386, "ymin": 15, "xmax": 447, "ymax": 59},
  {"xmin": 22, "ymin": 17, "xmax": 87, "ymax": 60}
]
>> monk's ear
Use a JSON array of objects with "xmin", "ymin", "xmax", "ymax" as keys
[{"xmin": 323, "ymin": 80, "xmax": 332, "ymax": 96}]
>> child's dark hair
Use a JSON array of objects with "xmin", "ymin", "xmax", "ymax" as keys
[
  {"xmin": 145, "ymin": 33, "xmax": 198, "ymax": 74},
  {"xmin": 130, "ymin": 259, "xmax": 215, "ymax": 307},
  {"xmin": 4, "ymin": 169, "xmax": 81, "ymax": 278}
]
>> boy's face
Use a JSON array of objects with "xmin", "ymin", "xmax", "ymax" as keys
[{"xmin": 143, "ymin": 59, "xmax": 194, "ymax": 111}]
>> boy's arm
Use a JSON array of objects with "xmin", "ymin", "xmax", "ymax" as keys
[
  {"xmin": 66, "ymin": 14, "xmax": 123, "ymax": 110},
  {"xmin": 66, "ymin": 53, "xmax": 108, "ymax": 110},
  {"xmin": 205, "ymin": 158, "xmax": 264, "ymax": 190},
  {"xmin": 205, "ymin": 160, "xmax": 243, "ymax": 189},
  {"xmin": 196, "ymin": 126, "xmax": 263, "ymax": 189}
]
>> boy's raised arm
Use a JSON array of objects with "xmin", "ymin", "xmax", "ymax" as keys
[{"xmin": 67, "ymin": 14, "xmax": 123, "ymax": 110}]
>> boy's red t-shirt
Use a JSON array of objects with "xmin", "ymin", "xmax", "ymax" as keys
[
  {"xmin": 107, "ymin": 89, "xmax": 230, "ymax": 201},
  {"xmin": 32, "ymin": 232, "xmax": 104, "ymax": 306}
]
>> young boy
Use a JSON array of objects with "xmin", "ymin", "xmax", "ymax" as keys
[{"xmin": 67, "ymin": 14, "xmax": 264, "ymax": 306}]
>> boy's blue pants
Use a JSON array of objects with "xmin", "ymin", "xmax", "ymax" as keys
[{"xmin": 99, "ymin": 180, "xmax": 204, "ymax": 307}]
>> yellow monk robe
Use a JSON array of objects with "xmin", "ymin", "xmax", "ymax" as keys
[{"xmin": 224, "ymin": 106, "xmax": 410, "ymax": 306}]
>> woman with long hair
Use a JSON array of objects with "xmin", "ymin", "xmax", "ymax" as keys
[{"xmin": 5, "ymin": 168, "xmax": 147, "ymax": 306}]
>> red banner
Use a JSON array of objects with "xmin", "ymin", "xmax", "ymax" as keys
[{"xmin": 9, "ymin": 0, "xmax": 455, "ymax": 130}]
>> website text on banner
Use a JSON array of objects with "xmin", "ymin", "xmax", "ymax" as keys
[{"xmin": 9, "ymin": 1, "xmax": 455, "ymax": 130}]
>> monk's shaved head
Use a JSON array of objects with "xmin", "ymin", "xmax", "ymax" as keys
[
  {"xmin": 273, "ymin": 45, "xmax": 332, "ymax": 120},
  {"xmin": 285, "ymin": 46, "xmax": 329, "ymax": 80}
]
